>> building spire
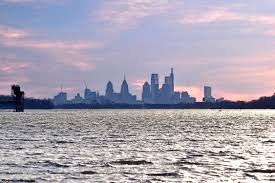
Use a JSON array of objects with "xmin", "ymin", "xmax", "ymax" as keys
[
  {"xmin": 61, "ymin": 82, "xmax": 63, "ymax": 93},
  {"xmin": 84, "ymin": 80, "xmax": 87, "ymax": 89}
]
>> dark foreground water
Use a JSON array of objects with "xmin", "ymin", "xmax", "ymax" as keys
[{"xmin": 0, "ymin": 110, "xmax": 275, "ymax": 182}]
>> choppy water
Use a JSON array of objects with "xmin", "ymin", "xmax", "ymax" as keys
[{"xmin": 0, "ymin": 110, "xmax": 275, "ymax": 182}]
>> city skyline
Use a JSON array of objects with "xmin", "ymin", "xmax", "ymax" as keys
[
  {"xmin": 51, "ymin": 68, "xmax": 223, "ymax": 105},
  {"xmin": 0, "ymin": 0, "xmax": 275, "ymax": 101}
]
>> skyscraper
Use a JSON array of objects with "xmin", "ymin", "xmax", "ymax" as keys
[
  {"xmin": 106, "ymin": 81, "xmax": 114, "ymax": 98},
  {"xmin": 151, "ymin": 74, "xmax": 159, "ymax": 100},
  {"xmin": 204, "ymin": 86, "xmax": 215, "ymax": 103},
  {"xmin": 164, "ymin": 68, "xmax": 174, "ymax": 95},
  {"xmin": 52, "ymin": 84, "xmax": 68, "ymax": 105},
  {"xmin": 120, "ymin": 77, "xmax": 129, "ymax": 98},
  {"xmin": 170, "ymin": 68, "xmax": 174, "ymax": 93},
  {"xmin": 142, "ymin": 81, "xmax": 151, "ymax": 103},
  {"xmin": 119, "ymin": 76, "xmax": 137, "ymax": 104}
]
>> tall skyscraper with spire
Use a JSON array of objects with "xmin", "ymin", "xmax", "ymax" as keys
[
  {"xmin": 120, "ymin": 76, "xmax": 129, "ymax": 98},
  {"xmin": 164, "ymin": 68, "xmax": 174, "ymax": 95}
]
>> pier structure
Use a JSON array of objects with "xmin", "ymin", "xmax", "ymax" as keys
[{"xmin": 0, "ymin": 85, "xmax": 25, "ymax": 112}]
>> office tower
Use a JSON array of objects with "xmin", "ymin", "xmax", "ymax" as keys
[
  {"xmin": 204, "ymin": 86, "xmax": 211, "ymax": 101},
  {"xmin": 142, "ymin": 81, "xmax": 151, "ymax": 102},
  {"xmin": 119, "ymin": 76, "xmax": 137, "ymax": 104},
  {"xmin": 164, "ymin": 68, "xmax": 174, "ymax": 95},
  {"xmin": 204, "ymin": 86, "xmax": 215, "ymax": 103},
  {"xmin": 106, "ymin": 81, "xmax": 114, "ymax": 98},
  {"xmin": 53, "ymin": 92, "xmax": 67, "ymax": 106},
  {"xmin": 170, "ymin": 68, "xmax": 174, "ymax": 93},
  {"xmin": 52, "ymin": 84, "xmax": 68, "ymax": 105},
  {"xmin": 84, "ymin": 88, "xmax": 96, "ymax": 103},
  {"xmin": 181, "ymin": 91, "xmax": 196, "ymax": 104},
  {"xmin": 73, "ymin": 93, "xmax": 84, "ymax": 104},
  {"xmin": 120, "ymin": 77, "xmax": 130, "ymax": 98},
  {"xmin": 151, "ymin": 73, "xmax": 159, "ymax": 100}
]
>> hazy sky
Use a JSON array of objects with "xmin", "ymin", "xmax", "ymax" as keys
[{"xmin": 0, "ymin": 0, "xmax": 275, "ymax": 101}]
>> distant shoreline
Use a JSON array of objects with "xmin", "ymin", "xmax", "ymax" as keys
[{"xmin": 1, "ymin": 95, "xmax": 275, "ymax": 110}]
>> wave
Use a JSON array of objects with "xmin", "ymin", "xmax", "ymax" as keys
[
  {"xmin": 80, "ymin": 170, "xmax": 97, "ymax": 175},
  {"xmin": 43, "ymin": 160, "xmax": 70, "ymax": 168},
  {"xmin": 110, "ymin": 160, "xmax": 153, "ymax": 166},
  {"xmin": 0, "ymin": 179, "xmax": 35, "ymax": 182},
  {"xmin": 147, "ymin": 172, "xmax": 180, "ymax": 177}
]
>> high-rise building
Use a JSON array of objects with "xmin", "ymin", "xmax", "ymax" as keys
[
  {"xmin": 52, "ymin": 84, "xmax": 67, "ymax": 106},
  {"xmin": 53, "ymin": 92, "xmax": 67, "ymax": 106},
  {"xmin": 181, "ymin": 91, "xmax": 196, "ymax": 104},
  {"xmin": 151, "ymin": 74, "xmax": 159, "ymax": 100},
  {"xmin": 170, "ymin": 68, "xmax": 174, "ymax": 93},
  {"xmin": 164, "ymin": 68, "xmax": 174, "ymax": 95},
  {"xmin": 203, "ymin": 86, "xmax": 215, "ymax": 103},
  {"xmin": 72, "ymin": 93, "xmax": 84, "ymax": 104},
  {"xmin": 142, "ymin": 81, "xmax": 151, "ymax": 103},
  {"xmin": 84, "ymin": 88, "xmax": 96, "ymax": 103},
  {"xmin": 119, "ymin": 77, "xmax": 137, "ymax": 104},
  {"xmin": 120, "ymin": 77, "xmax": 129, "ymax": 98},
  {"xmin": 105, "ymin": 81, "xmax": 114, "ymax": 98}
]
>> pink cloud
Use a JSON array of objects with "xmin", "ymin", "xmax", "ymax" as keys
[
  {"xmin": 0, "ymin": 25, "xmax": 29, "ymax": 39},
  {"xmin": 96, "ymin": 0, "xmax": 182, "ymax": 30},
  {"xmin": 0, "ymin": 57, "xmax": 29, "ymax": 73},
  {"xmin": 180, "ymin": 8, "xmax": 241, "ymax": 24},
  {"xmin": 0, "ymin": 25, "xmax": 102, "ymax": 71},
  {"xmin": 180, "ymin": 8, "xmax": 275, "ymax": 25}
]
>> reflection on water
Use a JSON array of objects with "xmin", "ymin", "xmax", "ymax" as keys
[{"xmin": 0, "ymin": 110, "xmax": 275, "ymax": 182}]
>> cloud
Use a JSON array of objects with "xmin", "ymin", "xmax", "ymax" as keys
[
  {"xmin": 96, "ymin": 0, "xmax": 182, "ymax": 30},
  {"xmin": 0, "ymin": 25, "xmax": 29, "ymax": 39},
  {"xmin": 180, "ymin": 8, "xmax": 275, "ymax": 26},
  {"xmin": 0, "ymin": 0, "xmax": 60, "ymax": 4},
  {"xmin": 0, "ymin": 25, "xmax": 102, "ymax": 71}
]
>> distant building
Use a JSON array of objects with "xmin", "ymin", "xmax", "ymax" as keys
[
  {"xmin": 173, "ymin": 92, "xmax": 181, "ymax": 102},
  {"xmin": 53, "ymin": 92, "xmax": 67, "ymax": 106},
  {"xmin": 71, "ymin": 93, "xmax": 84, "ymax": 104},
  {"xmin": 84, "ymin": 88, "xmax": 96, "ymax": 103},
  {"xmin": 164, "ymin": 68, "xmax": 174, "ymax": 95},
  {"xmin": 151, "ymin": 74, "xmax": 159, "ymax": 101},
  {"xmin": 216, "ymin": 97, "xmax": 225, "ymax": 103},
  {"xmin": 106, "ymin": 81, "xmax": 114, "ymax": 98},
  {"xmin": 142, "ymin": 81, "xmax": 151, "ymax": 103},
  {"xmin": 119, "ymin": 77, "xmax": 137, "ymax": 104},
  {"xmin": 180, "ymin": 91, "xmax": 196, "ymax": 104},
  {"xmin": 203, "ymin": 86, "xmax": 215, "ymax": 103}
]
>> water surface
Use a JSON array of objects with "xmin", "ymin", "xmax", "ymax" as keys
[{"xmin": 0, "ymin": 110, "xmax": 275, "ymax": 182}]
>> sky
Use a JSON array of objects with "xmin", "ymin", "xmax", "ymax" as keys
[{"xmin": 0, "ymin": 0, "xmax": 275, "ymax": 101}]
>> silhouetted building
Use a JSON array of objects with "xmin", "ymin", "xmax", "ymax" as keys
[
  {"xmin": 121, "ymin": 76, "xmax": 129, "ymax": 97},
  {"xmin": 216, "ymin": 97, "xmax": 225, "ymax": 103},
  {"xmin": 173, "ymin": 92, "xmax": 181, "ymax": 102},
  {"xmin": 203, "ymin": 86, "xmax": 215, "ymax": 103},
  {"xmin": 142, "ymin": 81, "xmax": 151, "ymax": 103},
  {"xmin": 53, "ymin": 92, "xmax": 67, "ymax": 105},
  {"xmin": 84, "ymin": 88, "xmax": 96, "ymax": 103},
  {"xmin": 106, "ymin": 81, "xmax": 114, "ymax": 98},
  {"xmin": 164, "ymin": 68, "xmax": 174, "ymax": 95},
  {"xmin": 71, "ymin": 93, "xmax": 84, "ymax": 104},
  {"xmin": 151, "ymin": 74, "xmax": 159, "ymax": 101},
  {"xmin": 119, "ymin": 76, "xmax": 137, "ymax": 104},
  {"xmin": 181, "ymin": 91, "xmax": 196, "ymax": 104}
]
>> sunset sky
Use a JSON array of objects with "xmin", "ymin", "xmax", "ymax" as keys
[{"xmin": 0, "ymin": 0, "xmax": 275, "ymax": 101}]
